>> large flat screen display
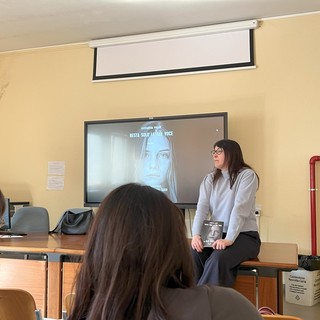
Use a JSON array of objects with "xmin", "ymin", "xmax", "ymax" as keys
[{"xmin": 84, "ymin": 112, "xmax": 228, "ymax": 207}]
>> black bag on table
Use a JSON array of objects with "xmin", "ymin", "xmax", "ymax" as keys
[
  {"xmin": 50, "ymin": 208, "xmax": 94, "ymax": 235},
  {"xmin": 298, "ymin": 254, "xmax": 320, "ymax": 271}
]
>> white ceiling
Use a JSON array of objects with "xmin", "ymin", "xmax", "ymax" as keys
[{"xmin": 1, "ymin": 0, "xmax": 320, "ymax": 53}]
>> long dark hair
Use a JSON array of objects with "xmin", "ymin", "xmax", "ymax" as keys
[
  {"xmin": 69, "ymin": 183, "xmax": 194, "ymax": 320},
  {"xmin": 0, "ymin": 189, "xmax": 5, "ymax": 217},
  {"xmin": 212, "ymin": 139, "xmax": 258, "ymax": 188}
]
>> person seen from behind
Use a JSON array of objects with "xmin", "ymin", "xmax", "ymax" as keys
[
  {"xmin": 0, "ymin": 189, "xmax": 5, "ymax": 218},
  {"xmin": 69, "ymin": 182, "xmax": 262, "ymax": 320}
]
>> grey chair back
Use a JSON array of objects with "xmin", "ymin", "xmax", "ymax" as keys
[{"xmin": 11, "ymin": 206, "xmax": 50, "ymax": 233}]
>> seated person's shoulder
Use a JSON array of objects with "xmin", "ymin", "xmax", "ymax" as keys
[
  {"xmin": 205, "ymin": 285, "xmax": 262, "ymax": 320},
  {"xmin": 161, "ymin": 286, "xmax": 261, "ymax": 320}
]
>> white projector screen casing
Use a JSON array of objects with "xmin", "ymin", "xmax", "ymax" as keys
[{"xmin": 92, "ymin": 29, "xmax": 255, "ymax": 81}]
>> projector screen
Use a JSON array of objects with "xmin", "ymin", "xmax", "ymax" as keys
[
  {"xmin": 84, "ymin": 112, "xmax": 228, "ymax": 207},
  {"xmin": 92, "ymin": 29, "xmax": 255, "ymax": 81}
]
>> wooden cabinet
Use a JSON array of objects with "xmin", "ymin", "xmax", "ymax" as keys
[
  {"xmin": 62, "ymin": 261, "xmax": 80, "ymax": 310},
  {"xmin": 0, "ymin": 257, "xmax": 47, "ymax": 314}
]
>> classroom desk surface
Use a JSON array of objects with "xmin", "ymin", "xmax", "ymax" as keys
[
  {"xmin": 0, "ymin": 234, "xmax": 298, "ymax": 265},
  {"xmin": 0, "ymin": 233, "xmax": 58, "ymax": 253},
  {"xmin": 0, "ymin": 234, "xmax": 298, "ymax": 318},
  {"xmin": 242, "ymin": 241, "xmax": 298, "ymax": 269},
  {"xmin": 0, "ymin": 233, "xmax": 87, "ymax": 254}
]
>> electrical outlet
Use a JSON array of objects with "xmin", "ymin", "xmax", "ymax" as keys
[{"xmin": 255, "ymin": 204, "xmax": 262, "ymax": 216}]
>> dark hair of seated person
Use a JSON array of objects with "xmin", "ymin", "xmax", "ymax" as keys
[
  {"xmin": 69, "ymin": 183, "xmax": 194, "ymax": 320},
  {"xmin": 0, "ymin": 189, "xmax": 5, "ymax": 217}
]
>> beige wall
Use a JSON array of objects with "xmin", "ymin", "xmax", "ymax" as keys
[{"xmin": 0, "ymin": 14, "xmax": 319, "ymax": 254}]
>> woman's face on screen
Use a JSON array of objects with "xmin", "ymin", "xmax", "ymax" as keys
[{"xmin": 140, "ymin": 135, "xmax": 171, "ymax": 188}]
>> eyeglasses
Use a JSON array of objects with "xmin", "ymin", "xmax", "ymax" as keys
[{"xmin": 211, "ymin": 148, "xmax": 224, "ymax": 156}]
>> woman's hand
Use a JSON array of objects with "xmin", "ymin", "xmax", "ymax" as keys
[
  {"xmin": 212, "ymin": 239, "xmax": 233, "ymax": 250},
  {"xmin": 191, "ymin": 235, "xmax": 203, "ymax": 252}
]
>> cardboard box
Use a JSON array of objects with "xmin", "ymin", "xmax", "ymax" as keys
[{"xmin": 284, "ymin": 268, "xmax": 320, "ymax": 306}]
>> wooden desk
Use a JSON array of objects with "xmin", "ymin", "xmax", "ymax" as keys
[
  {"xmin": 0, "ymin": 234, "xmax": 58, "ymax": 316},
  {"xmin": 0, "ymin": 233, "xmax": 86, "ymax": 318},
  {"xmin": 234, "ymin": 242, "xmax": 298, "ymax": 314},
  {"xmin": 0, "ymin": 235, "xmax": 298, "ymax": 318}
]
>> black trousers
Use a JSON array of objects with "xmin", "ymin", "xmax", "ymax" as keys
[{"xmin": 192, "ymin": 231, "xmax": 261, "ymax": 287}]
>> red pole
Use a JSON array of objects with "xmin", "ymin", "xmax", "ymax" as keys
[{"xmin": 309, "ymin": 156, "xmax": 320, "ymax": 256}]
